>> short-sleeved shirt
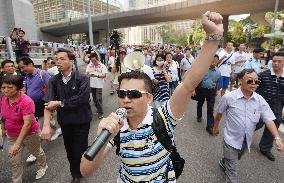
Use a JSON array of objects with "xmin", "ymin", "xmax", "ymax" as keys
[
  {"xmin": 86, "ymin": 62, "xmax": 108, "ymax": 88},
  {"xmin": 233, "ymin": 51, "xmax": 248, "ymax": 73},
  {"xmin": 145, "ymin": 55, "xmax": 152, "ymax": 67},
  {"xmin": 201, "ymin": 67, "xmax": 221, "ymax": 89},
  {"xmin": 217, "ymin": 49, "xmax": 235, "ymax": 77},
  {"xmin": 167, "ymin": 61, "xmax": 179, "ymax": 82},
  {"xmin": 180, "ymin": 56, "xmax": 194, "ymax": 71},
  {"xmin": 25, "ymin": 68, "xmax": 50, "ymax": 101},
  {"xmin": 108, "ymin": 101, "xmax": 177, "ymax": 182},
  {"xmin": 217, "ymin": 88, "xmax": 275, "ymax": 151},
  {"xmin": 1, "ymin": 93, "xmax": 39, "ymax": 137},
  {"xmin": 245, "ymin": 58, "xmax": 262, "ymax": 74}
]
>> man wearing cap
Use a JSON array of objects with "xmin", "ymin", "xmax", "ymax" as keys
[{"xmin": 245, "ymin": 48, "xmax": 264, "ymax": 74}]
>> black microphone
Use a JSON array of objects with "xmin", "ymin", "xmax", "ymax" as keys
[{"xmin": 84, "ymin": 108, "xmax": 127, "ymax": 161}]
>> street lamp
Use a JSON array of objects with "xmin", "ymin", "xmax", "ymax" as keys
[
  {"xmin": 107, "ymin": 0, "xmax": 110, "ymax": 46},
  {"xmin": 87, "ymin": 0, "xmax": 94, "ymax": 46}
]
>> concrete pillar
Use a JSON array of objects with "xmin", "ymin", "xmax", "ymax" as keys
[
  {"xmin": 222, "ymin": 15, "xmax": 229, "ymax": 46},
  {"xmin": 0, "ymin": 0, "xmax": 38, "ymax": 40}
]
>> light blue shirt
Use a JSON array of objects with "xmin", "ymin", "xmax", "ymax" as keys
[
  {"xmin": 180, "ymin": 56, "xmax": 194, "ymax": 71},
  {"xmin": 245, "ymin": 58, "xmax": 261, "ymax": 73},
  {"xmin": 267, "ymin": 60, "xmax": 272, "ymax": 70},
  {"xmin": 99, "ymin": 47, "xmax": 106, "ymax": 54},
  {"xmin": 201, "ymin": 67, "xmax": 221, "ymax": 89},
  {"xmin": 217, "ymin": 88, "xmax": 275, "ymax": 151}
]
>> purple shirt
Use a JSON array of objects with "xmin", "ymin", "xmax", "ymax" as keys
[
  {"xmin": 25, "ymin": 69, "xmax": 50, "ymax": 101},
  {"xmin": 15, "ymin": 38, "xmax": 29, "ymax": 55}
]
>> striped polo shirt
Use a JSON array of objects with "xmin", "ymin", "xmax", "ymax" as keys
[
  {"xmin": 256, "ymin": 68, "xmax": 284, "ymax": 103},
  {"xmin": 256, "ymin": 68, "xmax": 284, "ymax": 121},
  {"xmin": 108, "ymin": 101, "xmax": 177, "ymax": 182}
]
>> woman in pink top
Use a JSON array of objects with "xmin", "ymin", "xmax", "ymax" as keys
[{"xmin": 0, "ymin": 75, "xmax": 47, "ymax": 183}]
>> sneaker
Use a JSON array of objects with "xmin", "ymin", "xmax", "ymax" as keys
[
  {"xmin": 51, "ymin": 130, "xmax": 62, "ymax": 141},
  {"xmin": 35, "ymin": 165, "xmax": 48, "ymax": 180},
  {"xmin": 218, "ymin": 158, "xmax": 226, "ymax": 171},
  {"xmin": 26, "ymin": 154, "xmax": 37, "ymax": 163}
]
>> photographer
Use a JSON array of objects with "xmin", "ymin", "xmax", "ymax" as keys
[{"xmin": 10, "ymin": 28, "xmax": 30, "ymax": 62}]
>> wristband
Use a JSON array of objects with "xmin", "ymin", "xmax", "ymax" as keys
[
  {"xmin": 274, "ymin": 137, "xmax": 282, "ymax": 141},
  {"xmin": 205, "ymin": 34, "xmax": 223, "ymax": 41}
]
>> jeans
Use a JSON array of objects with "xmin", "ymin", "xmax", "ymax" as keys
[
  {"xmin": 61, "ymin": 123, "xmax": 90, "ymax": 179},
  {"xmin": 197, "ymin": 87, "xmax": 216, "ymax": 128},
  {"xmin": 169, "ymin": 81, "xmax": 179, "ymax": 96},
  {"xmin": 91, "ymin": 88, "xmax": 103, "ymax": 115}
]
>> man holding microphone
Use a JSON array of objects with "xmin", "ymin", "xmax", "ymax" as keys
[{"xmin": 80, "ymin": 11, "xmax": 224, "ymax": 182}]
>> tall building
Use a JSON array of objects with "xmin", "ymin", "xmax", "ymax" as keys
[
  {"xmin": 32, "ymin": 0, "xmax": 120, "ymax": 25},
  {"xmin": 122, "ymin": 0, "xmax": 193, "ymax": 45}
]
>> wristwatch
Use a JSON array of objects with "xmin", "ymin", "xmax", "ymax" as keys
[
  {"xmin": 205, "ymin": 34, "xmax": 223, "ymax": 41},
  {"xmin": 274, "ymin": 137, "xmax": 282, "ymax": 141}
]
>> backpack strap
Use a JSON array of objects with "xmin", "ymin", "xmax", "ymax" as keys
[
  {"xmin": 152, "ymin": 108, "xmax": 175, "ymax": 153},
  {"xmin": 113, "ymin": 131, "xmax": 120, "ymax": 156}
]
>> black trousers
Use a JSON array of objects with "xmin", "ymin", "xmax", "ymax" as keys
[
  {"xmin": 100, "ymin": 53, "xmax": 106, "ymax": 65},
  {"xmin": 34, "ymin": 99, "xmax": 45, "ymax": 118},
  {"xmin": 61, "ymin": 123, "xmax": 90, "ymax": 178},
  {"xmin": 197, "ymin": 87, "xmax": 216, "ymax": 128},
  {"xmin": 256, "ymin": 100, "xmax": 283, "ymax": 152}
]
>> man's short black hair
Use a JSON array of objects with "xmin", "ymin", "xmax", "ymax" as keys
[
  {"xmin": 118, "ymin": 71, "xmax": 153, "ymax": 94},
  {"xmin": 237, "ymin": 69, "xmax": 256, "ymax": 79},
  {"xmin": 18, "ymin": 56, "xmax": 34, "ymax": 66},
  {"xmin": 55, "ymin": 48, "xmax": 75, "ymax": 61},
  {"xmin": 165, "ymin": 52, "xmax": 173, "ymax": 57},
  {"xmin": 177, "ymin": 46, "xmax": 183, "ymax": 50},
  {"xmin": 214, "ymin": 54, "xmax": 219, "ymax": 60},
  {"xmin": 184, "ymin": 48, "xmax": 191, "ymax": 52},
  {"xmin": 1, "ymin": 60, "xmax": 14, "ymax": 68},
  {"xmin": 46, "ymin": 57, "xmax": 53, "ymax": 61},
  {"xmin": 2, "ymin": 75, "xmax": 23, "ymax": 90},
  {"xmin": 273, "ymin": 51, "xmax": 284, "ymax": 57}
]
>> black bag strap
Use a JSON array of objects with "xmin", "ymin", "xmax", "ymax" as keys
[
  {"xmin": 152, "ymin": 108, "xmax": 176, "ymax": 153},
  {"xmin": 217, "ymin": 53, "xmax": 233, "ymax": 68}
]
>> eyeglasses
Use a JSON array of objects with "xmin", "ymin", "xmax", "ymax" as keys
[
  {"xmin": 246, "ymin": 79, "xmax": 261, "ymax": 85},
  {"xmin": 117, "ymin": 89, "xmax": 151, "ymax": 99}
]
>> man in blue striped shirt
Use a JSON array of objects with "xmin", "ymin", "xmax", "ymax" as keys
[
  {"xmin": 80, "ymin": 11, "xmax": 224, "ymax": 182},
  {"xmin": 256, "ymin": 51, "xmax": 284, "ymax": 161}
]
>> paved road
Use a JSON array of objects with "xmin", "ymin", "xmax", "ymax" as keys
[{"xmin": 0, "ymin": 63, "xmax": 284, "ymax": 183}]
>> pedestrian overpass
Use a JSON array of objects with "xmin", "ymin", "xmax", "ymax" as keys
[{"xmin": 40, "ymin": 0, "xmax": 284, "ymax": 37}]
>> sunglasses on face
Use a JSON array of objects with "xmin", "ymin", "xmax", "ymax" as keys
[
  {"xmin": 117, "ymin": 89, "xmax": 150, "ymax": 99},
  {"xmin": 246, "ymin": 79, "xmax": 261, "ymax": 85}
]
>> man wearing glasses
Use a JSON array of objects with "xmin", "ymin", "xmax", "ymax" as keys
[
  {"xmin": 80, "ymin": 11, "xmax": 224, "ymax": 182},
  {"xmin": 212, "ymin": 69, "xmax": 284, "ymax": 183},
  {"xmin": 255, "ymin": 51, "xmax": 284, "ymax": 161}
]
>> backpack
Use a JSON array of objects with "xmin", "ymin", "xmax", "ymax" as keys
[{"xmin": 113, "ymin": 108, "xmax": 185, "ymax": 179}]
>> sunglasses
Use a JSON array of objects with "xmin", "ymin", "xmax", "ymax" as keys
[
  {"xmin": 246, "ymin": 79, "xmax": 261, "ymax": 85},
  {"xmin": 117, "ymin": 89, "xmax": 150, "ymax": 99}
]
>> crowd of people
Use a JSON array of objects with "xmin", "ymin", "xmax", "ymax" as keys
[{"xmin": 0, "ymin": 11, "xmax": 283, "ymax": 183}]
